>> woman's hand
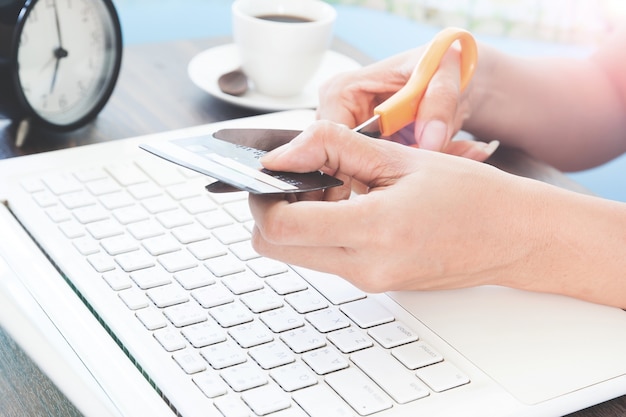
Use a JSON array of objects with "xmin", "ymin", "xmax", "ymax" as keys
[
  {"xmin": 316, "ymin": 47, "xmax": 497, "ymax": 161},
  {"xmin": 249, "ymin": 121, "xmax": 536, "ymax": 293}
]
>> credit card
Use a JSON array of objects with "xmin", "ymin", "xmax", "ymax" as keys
[{"xmin": 140, "ymin": 128, "xmax": 343, "ymax": 194}]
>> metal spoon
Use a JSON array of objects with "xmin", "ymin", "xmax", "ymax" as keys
[{"xmin": 218, "ymin": 68, "xmax": 248, "ymax": 96}]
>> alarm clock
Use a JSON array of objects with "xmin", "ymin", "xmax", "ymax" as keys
[{"xmin": 0, "ymin": 0, "xmax": 123, "ymax": 144}]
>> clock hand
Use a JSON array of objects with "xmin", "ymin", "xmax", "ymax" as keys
[
  {"xmin": 50, "ymin": 46, "xmax": 68, "ymax": 93},
  {"xmin": 49, "ymin": 0, "xmax": 68, "ymax": 94},
  {"xmin": 52, "ymin": 0, "xmax": 64, "ymax": 48}
]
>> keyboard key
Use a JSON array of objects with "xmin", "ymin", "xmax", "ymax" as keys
[
  {"xmin": 221, "ymin": 271, "xmax": 264, "ymax": 294},
  {"xmin": 247, "ymin": 258, "xmax": 289, "ymax": 278},
  {"xmin": 59, "ymin": 191, "xmax": 96, "ymax": 209},
  {"xmin": 73, "ymin": 236, "xmax": 101, "ymax": 256},
  {"xmin": 163, "ymin": 302, "xmax": 207, "ymax": 327},
  {"xmin": 118, "ymin": 288, "xmax": 150, "ymax": 310},
  {"xmin": 259, "ymin": 306, "xmax": 305, "ymax": 333},
  {"xmin": 392, "ymin": 341, "xmax": 443, "ymax": 370},
  {"xmin": 180, "ymin": 195, "xmax": 217, "ymax": 214},
  {"xmin": 415, "ymin": 361, "xmax": 470, "ymax": 392},
  {"xmin": 249, "ymin": 341, "xmax": 295, "ymax": 369},
  {"xmin": 158, "ymin": 250, "xmax": 198, "ymax": 272},
  {"xmin": 240, "ymin": 288, "xmax": 284, "ymax": 313},
  {"xmin": 271, "ymin": 362, "xmax": 318, "ymax": 394},
  {"xmin": 350, "ymin": 347, "xmax": 430, "ymax": 403},
  {"xmin": 305, "ymin": 308, "xmax": 350, "ymax": 333},
  {"xmin": 142, "ymin": 234, "xmax": 182, "ymax": 256},
  {"xmin": 294, "ymin": 267, "xmax": 365, "ymax": 305},
  {"xmin": 171, "ymin": 223, "xmax": 212, "ymax": 244},
  {"xmin": 84, "ymin": 177, "xmax": 121, "ymax": 196},
  {"xmin": 135, "ymin": 307, "xmax": 168, "ymax": 330},
  {"xmin": 285, "ymin": 289, "xmax": 328, "ymax": 314},
  {"xmin": 291, "ymin": 384, "xmax": 354, "ymax": 417},
  {"xmin": 280, "ymin": 325, "xmax": 326, "ymax": 353},
  {"xmin": 102, "ymin": 270, "xmax": 132, "ymax": 291},
  {"xmin": 265, "ymin": 272, "xmax": 308, "ymax": 295},
  {"xmin": 156, "ymin": 208, "xmax": 194, "ymax": 229},
  {"xmin": 192, "ymin": 283, "xmax": 234, "ymax": 308},
  {"xmin": 213, "ymin": 394, "xmax": 252, "ymax": 417},
  {"xmin": 228, "ymin": 320, "xmax": 274, "ymax": 348},
  {"xmin": 200, "ymin": 341, "xmax": 247, "ymax": 370},
  {"xmin": 327, "ymin": 327, "xmax": 374, "ymax": 353},
  {"xmin": 193, "ymin": 372, "xmax": 229, "ymax": 398},
  {"xmin": 98, "ymin": 190, "xmax": 135, "ymax": 210},
  {"xmin": 105, "ymin": 162, "xmax": 149, "ymax": 186},
  {"xmin": 153, "ymin": 327, "xmax": 187, "ymax": 352},
  {"xmin": 116, "ymin": 248, "xmax": 156, "ymax": 272},
  {"xmin": 229, "ymin": 240, "xmax": 260, "ymax": 261},
  {"xmin": 181, "ymin": 321, "xmax": 226, "ymax": 348},
  {"xmin": 127, "ymin": 182, "xmax": 162, "ymax": 200},
  {"xmin": 130, "ymin": 266, "xmax": 171, "ymax": 289},
  {"xmin": 340, "ymin": 298, "xmax": 394, "ymax": 328},
  {"xmin": 73, "ymin": 205, "xmax": 110, "ymax": 224},
  {"xmin": 223, "ymin": 200, "xmax": 253, "ymax": 222},
  {"xmin": 126, "ymin": 219, "xmax": 165, "ymax": 240},
  {"xmin": 301, "ymin": 346, "xmax": 349, "ymax": 375},
  {"xmin": 142, "ymin": 195, "xmax": 178, "ymax": 214},
  {"xmin": 87, "ymin": 253, "xmax": 116, "ymax": 272},
  {"xmin": 187, "ymin": 239, "xmax": 228, "ymax": 260},
  {"xmin": 209, "ymin": 301, "xmax": 254, "ymax": 327},
  {"xmin": 101, "ymin": 234, "xmax": 140, "ymax": 256},
  {"xmin": 172, "ymin": 348, "xmax": 207, "ymax": 374},
  {"xmin": 325, "ymin": 368, "xmax": 393, "ymax": 415},
  {"xmin": 146, "ymin": 283, "xmax": 189, "ymax": 308},
  {"xmin": 42, "ymin": 173, "xmax": 83, "ymax": 195},
  {"xmin": 212, "ymin": 224, "xmax": 250, "ymax": 245},
  {"xmin": 174, "ymin": 266, "xmax": 215, "ymax": 290},
  {"xmin": 112, "ymin": 205, "xmax": 149, "ymax": 225},
  {"xmin": 220, "ymin": 362, "xmax": 267, "ymax": 392},
  {"xmin": 241, "ymin": 384, "xmax": 291, "ymax": 415},
  {"xmin": 86, "ymin": 219, "xmax": 124, "ymax": 239},
  {"xmin": 205, "ymin": 254, "xmax": 246, "ymax": 277},
  {"xmin": 197, "ymin": 210, "xmax": 234, "ymax": 229},
  {"xmin": 367, "ymin": 321, "xmax": 419, "ymax": 348}
]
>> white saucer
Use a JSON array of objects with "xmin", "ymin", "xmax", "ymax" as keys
[{"xmin": 187, "ymin": 43, "xmax": 362, "ymax": 111}]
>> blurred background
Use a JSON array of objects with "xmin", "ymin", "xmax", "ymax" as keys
[{"xmin": 113, "ymin": 0, "xmax": 625, "ymax": 202}]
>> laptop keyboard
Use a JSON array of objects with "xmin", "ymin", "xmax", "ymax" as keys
[{"xmin": 20, "ymin": 156, "xmax": 470, "ymax": 417}]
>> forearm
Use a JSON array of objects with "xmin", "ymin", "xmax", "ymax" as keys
[
  {"xmin": 497, "ymin": 178, "xmax": 626, "ymax": 308},
  {"xmin": 464, "ymin": 43, "xmax": 626, "ymax": 171}
]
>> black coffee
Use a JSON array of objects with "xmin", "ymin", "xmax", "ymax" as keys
[{"xmin": 256, "ymin": 14, "xmax": 313, "ymax": 23}]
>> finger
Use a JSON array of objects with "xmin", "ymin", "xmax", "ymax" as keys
[
  {"xmin": 413, "ymin": 48, "xmax": 465, "ymax": 151},
  {"xmin": 260, "ymin": 120, "xmax": 414, "ymax": 187},
  {"xmin": 249, "ymin": 193, "xmax": 366, "ymax": 248},
  {"xmin": 444, "ymin": 140, "xmax": 500, "ymax": 162},
  {"xmin": 251, "ymin": 224, "xmax": 355, "ymax": 277},
  {"xmin": 317, "ymin": 49, "xmax": 419, "ymax": 126}
]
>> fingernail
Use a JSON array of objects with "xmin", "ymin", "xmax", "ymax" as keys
[
  {"xmin": 260, "ymin": 143, "xmax": 290, "ymax": 164},
  {"xmin": 484, "ymin": 140, "xmax": 500, "ymax": 156},
  {"xmin": 418, "ymin": 120, "xmax": 447, "ymax": 151}
]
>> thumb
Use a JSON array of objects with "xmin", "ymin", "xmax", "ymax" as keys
[{"xmin": 261, "ymin": 120, "xmax": 411, "ymax": 186}]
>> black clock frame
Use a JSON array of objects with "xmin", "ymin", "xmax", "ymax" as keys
[{"xmin": 0, "ymin": 0, "xmax": 123, "ymax": 131}]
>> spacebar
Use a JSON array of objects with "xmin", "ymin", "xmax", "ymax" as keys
[{"xmin": 325, "ymin": 368, "xmax": 393, "ymax": 416}]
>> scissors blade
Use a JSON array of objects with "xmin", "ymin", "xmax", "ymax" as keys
[
  {"xmin": 353, "ymin": 114, "xmax": 382, "ymax": 138},
  {"xmin": 355, "ymin": 27, "xmax": 478, "ymax": 139}
]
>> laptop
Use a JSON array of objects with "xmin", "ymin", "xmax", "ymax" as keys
[{"xmin": 1, "ymin": 109, "xmax": 625, "ymax": 417}]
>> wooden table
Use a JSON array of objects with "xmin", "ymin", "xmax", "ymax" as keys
[{"xmin": 0, "ymin": 36, "xmax": 623, "ymax": 417}]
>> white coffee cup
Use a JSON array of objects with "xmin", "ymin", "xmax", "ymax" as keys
[{"xmin": 232, "ymin": 0, "xmax": 336, "ymax": 97}]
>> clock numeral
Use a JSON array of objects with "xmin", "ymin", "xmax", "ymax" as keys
[{"xmin": 59, "ymin": 95, "xmax": 69, "ymax": 109}]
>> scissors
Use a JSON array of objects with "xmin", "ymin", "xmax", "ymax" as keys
[{"xmin": 354, "ymin": 27, "xmax": 478, "ymax": 138}]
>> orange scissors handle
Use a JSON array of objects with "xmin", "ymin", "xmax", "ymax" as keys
[{"xmin": 374, "ymin": 27, "xmax": 478, "ymax": 137}]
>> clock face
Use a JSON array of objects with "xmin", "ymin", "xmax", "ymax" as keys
[{"xmin": 16, "ymin": 0, "xmax": 121, "ymax": 128}]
